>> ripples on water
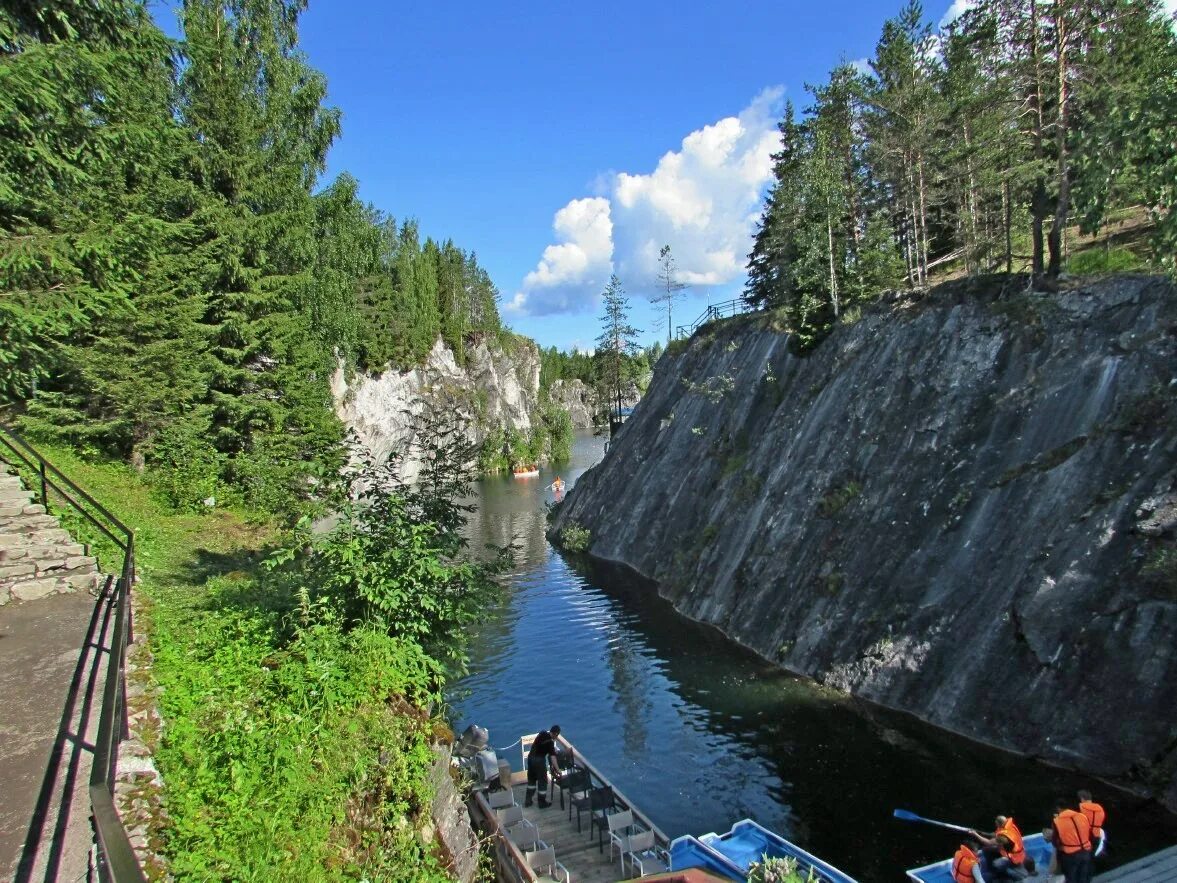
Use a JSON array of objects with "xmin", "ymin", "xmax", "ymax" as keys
[{"xmin": 449, "ymin": 433, "xmax": 1177, "ymax": 882}]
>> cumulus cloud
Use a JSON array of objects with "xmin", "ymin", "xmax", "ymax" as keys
[
  {"xmin": 939, "ymin": 0, "xmax": 977, "ymax": 28},
  {"xmin": 508, "ymin": 87, "xmax": 784, "ymax": 317}
]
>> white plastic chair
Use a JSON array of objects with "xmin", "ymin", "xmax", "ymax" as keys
[
  {"xmin": 604, "ymin": 809, "xmax": 635, "ymax": 863},
  {"xmin": 487, "ymin": 787, "xmax": 515, "ymax": 810},
  {"xmin": 625, "ymin": 829, "xmax": 670, "ymax": 877},
  {"xmin": 525, "ymin": 845, "xmax": 570, "ymax": 883},
  {"xmin": 496, "ymin": 804, "xmax": 540, "ymax": 851}
]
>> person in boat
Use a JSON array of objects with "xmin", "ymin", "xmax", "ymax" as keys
[
  {"xmin": 970, "ymin": 815, "xmax": 1032, "ymax": 879},
  {"xmin": 550, "ymin": 476, "xmax": 565, "ymax": 493},
  {"xmin": 952, "ymin": 834, "xmax": 991, "ymax": 883},
  {"xmin": 524, "ymin": 724, "xmax": 561, "ymax": 809},
  {"xmin": 1077, "ymin": 790, "xmax": 1107, "ymax": 858},
  {"xmin": 1051, "ymin": 797, "xmax": 1094, "ymax": 883}
]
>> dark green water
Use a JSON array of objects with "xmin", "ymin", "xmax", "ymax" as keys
[{"xmin": 449, "ymin": 432, "xmax": 1177, "ymax": 881}]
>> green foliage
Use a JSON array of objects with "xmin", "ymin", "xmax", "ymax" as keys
[
  {"xmin": 1141, "ymin": 545, "xmax": 1177, "ymax": 600},
  {"xmin": 1, "ymin": 0, "xmax": 507, "ymax": 524},
  {"xmin": 748, "ymin": 855, "xmax": 818, "ymax": 883},
  {"xmin": 817, "ymin": 480, "xmax": 863, "ymax": 517},
  {"xmin": 1067, "ymin": 246, "xmax": 1148, "ymax": 275},
  {"xmin": 20, "ymin": 439, "xmax": 458, "ymax": 880},
  {"xmin": 539, "ymin": 400, "xmax": 574, "ymax": 462},
  {"xmin": 559, "ymin": 522, "xmax": 592, "ymax": 553},
  {"xmin": 745, "ymin": 0, "xmax": 1177, "ymax": 332},
  {"xmin": 146, "ymin": 419, "xmax": 224, "ymax": 512},
  {"xmin": 596, "ymin": 274, "xmax": 643, "ymax": 420}
]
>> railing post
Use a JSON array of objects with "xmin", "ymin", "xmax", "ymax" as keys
[{"xmin": 39, "ymin": 461, "xmax": 47, "ymax": 508}]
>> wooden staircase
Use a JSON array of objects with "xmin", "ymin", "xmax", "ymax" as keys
[{"xmin": 0, "ymin": 467, "xmax": 101, "ymax": 605}]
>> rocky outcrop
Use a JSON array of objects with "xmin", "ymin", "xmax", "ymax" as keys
[
  {"xmin": 550, "ymin": 275, "xmax": 1177, "ymax": 809},
  {"xmin": 333, "ymin": 338, "xmax": 541, "ymax": 478},
  {"xmin": 548, "ymin": 379, "xmax": 598, "ymax": 429}
]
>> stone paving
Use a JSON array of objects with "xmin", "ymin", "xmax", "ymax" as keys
[{"xmin": 0, "ymin": 465, "xmax": 109, "ymax": 882}]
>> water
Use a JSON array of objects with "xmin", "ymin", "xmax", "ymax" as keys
[{"xmin": 449, "ymin": 432, "xmax": 1177, "ymax": 881}]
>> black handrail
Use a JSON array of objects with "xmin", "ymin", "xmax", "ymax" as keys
[
  {"xmin": 0, "ymin": 425, "xmax": 146, "ymax": 883},
  {"xmin": 674, "ymin": 297, "xmax": 751, "ymax": 339}
]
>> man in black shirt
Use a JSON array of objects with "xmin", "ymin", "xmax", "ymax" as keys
[{"xmin": 524, "ymin": 725, "xmax": 562, "ymax": 808}]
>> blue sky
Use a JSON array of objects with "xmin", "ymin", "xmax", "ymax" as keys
[{"xmin": 153, "ymin": 1, "xmax": 964, "ymax": 352}]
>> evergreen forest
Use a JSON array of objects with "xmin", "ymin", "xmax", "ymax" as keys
[
  {"xmin": 746, "ymin": 0, "xmax": 1177, "ymax": 347},
  {"xmin": 1, "ymin": 0, "xmax": 505, "ymax": 518}
]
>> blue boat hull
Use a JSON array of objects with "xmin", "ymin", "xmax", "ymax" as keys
[
  {"xmin": 906, "ymin": 833, "xmax": 1054, "ymax": 883},
  {"xmin": 671, "ymin": 819, "xmax": 858, "ymax": 883}
]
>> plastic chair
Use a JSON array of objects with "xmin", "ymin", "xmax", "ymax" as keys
[
  {"xmin": 487, "ymin": 787, "xmax": 515, "ymax": 810},
  {"xmin": 555, "ymin": 767, "xmax": 590, "ymax": 814},
  {"xmin": 524, "ymin": 845, "xmax": 570, "ymax": 883},
  {"xmin": 496, "ymin": 805, "xmax": 540, "ymax": 851},
  {"xmin": 572, "ymin": 784, "xmax": 613, "ymax": 834},
  {"xmin": 604, "ymin": 808, "xmax": 636, "ymax": 859},
  {"xmin": 626, "ymin": 830, "xmax": 670, "ymax": 877}
]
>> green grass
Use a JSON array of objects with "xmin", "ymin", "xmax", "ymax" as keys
[
  {"xmin": 1067, "ymin": 245, "xmax": 1149, "ymax": 275},
  {"xmin": 18, "ymin": 440, "xmax": 454, "ymax": 882}
]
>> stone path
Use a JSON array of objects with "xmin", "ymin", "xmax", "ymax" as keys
[{"xmin": 0, "ymin": 465, "xmax": 110, "ymax": 881}]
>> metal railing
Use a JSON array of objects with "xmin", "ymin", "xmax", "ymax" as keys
[
  {"xmin": 0, "ymin": 425, "xmax": 146, "ymax": 883},
  {"xmin": 674, "ymin": 297, "xmax": 752, "ymax": 339}
]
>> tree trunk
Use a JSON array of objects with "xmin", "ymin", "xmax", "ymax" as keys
[
  {"xmin": 827, "ymin": 214, "xmax": 839, "ymax": 317},
  {"xmin": 1047, "ymin": 0, "xmax": 1070, "ymax": 278},
  {"xmin": 1003, "ymin": 178, "xmax": 1014, "ymax": 274},
  {"xmin": 917, "ymin": 152, "xmax": 931, "ymax": 285},
  {"xmin": 1029, "ymin": 0, "xmax": 1047, "ymax": 279}
]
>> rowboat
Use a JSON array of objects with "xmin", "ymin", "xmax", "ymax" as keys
[
  {"xmin": 670, "ymin": 819, "xmax": 858, "ymax": 882},
  {"xmin": 513, "ymin": 465, "xmax": 540, "ymax": 478},
  {"xmin": 905, "ymin": 832, "xmax": 1054, "ymax": 883}
]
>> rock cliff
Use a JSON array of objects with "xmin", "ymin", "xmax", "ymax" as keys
[
  {"xmin": 547, "ymin": 379, "xmax": 598, "ymax": 429},
  {"xmin": 550, "ymin": 275, "xmax": 1177, "ymax": 808},
  {"xmin": 333, "ymin": 337, "xmax": 541, "ymax": 478}
]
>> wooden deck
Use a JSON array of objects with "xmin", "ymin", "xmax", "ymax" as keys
[
  {"xmin": 499, "ymin": 771, "xmax": 635, "ymax": 883},
  {"xmin": 1094, "ymin": 845, "xmax": 1177, "ymax": 882}
]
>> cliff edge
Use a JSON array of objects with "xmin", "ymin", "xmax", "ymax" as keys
[{"xmin": 550, "ymin": 275, "xmax": 1177, "ymax": 809}]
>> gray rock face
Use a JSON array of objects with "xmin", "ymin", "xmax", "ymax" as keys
[
  {"xmin": 548, "ymin": 379, "xmax": 598, "ymax": 429},
  {"xmin": 333, "ymin": 338, "xmax": 542, "ymax": 478},
  {"xmin": 551, "ymin": 275, "xmax": 1177, "ymax": 808}
]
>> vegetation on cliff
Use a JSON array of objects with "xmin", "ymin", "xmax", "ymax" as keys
[{"xmin": 746, "ymin": 0, "xmax": 1177, "ymax": 347}]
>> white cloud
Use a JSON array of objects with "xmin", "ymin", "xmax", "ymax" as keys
[
  {"xmin": 939, "ymin": 0, "xmax": 977, "ymax": 28},
  {"xmin": 506, "ymin": 198, "xmax": 613, "ymax": 316},
  {"xmin": 508, "ymin": 87, "xmax": 784, "ymax": 317}
]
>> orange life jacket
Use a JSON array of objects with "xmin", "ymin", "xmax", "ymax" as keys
[
  {"xmin": 1079, "ymin": 801, "xmax": 1106, "ymax": 839},
  {"xmin": 997, "ymin": 817, "xmax": 1026, "ymax": 865},
  {"xmin": 1054, "ymin": 809, "xmax": 1093, "ymax": 854},
  {"xmin": 953, "ymin": 845, "xmax": 981, "ymax": 883}
]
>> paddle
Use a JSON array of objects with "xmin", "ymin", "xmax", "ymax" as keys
[{"xmin": 893, "ymin": 808, "xmax": 974, "ymax": 834}]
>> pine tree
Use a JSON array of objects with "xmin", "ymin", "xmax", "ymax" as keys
[
  {"xmin": 652, "ymin": 244, "xmax": 686, "ymax": 345},
  {"xmin": 595, "ymin": 275, "xmax": 641, "ymax": 423}
]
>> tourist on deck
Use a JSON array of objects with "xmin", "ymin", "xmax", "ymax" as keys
[
  {"xmin": 1078, "ymin": 790, "xmax": 1107, "ymax": 858},
  {"xmin": 971, "ymin": 815, "xmax": 1032, "ymax": 879},
  {"xmin": 1051, "ymin": 797, "xmax": 1094, "ymax": 883},
  {"xmin": 524, "ymin": 724, "xmax": 562, "ymax": 809},
  {"xmin": 952, "ymin": 834, "xmax": 992, "ymax": 883}
]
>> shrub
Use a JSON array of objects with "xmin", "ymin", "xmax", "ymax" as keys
[
  {"xmin": 560, "ymin": 522, "xmax": 592, "ymax": 552},
  {"xmin": 146, "ymin": 420, "xmax": 223, "ymax": 513}
]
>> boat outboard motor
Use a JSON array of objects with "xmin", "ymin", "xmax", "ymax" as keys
[{"xmin": 453, "ymin": 724, "xmax": 489, "ymax": 760}]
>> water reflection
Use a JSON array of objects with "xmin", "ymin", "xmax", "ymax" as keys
[{"xmin": 450, "ymin": 432, "xmax": 1177, "ymax": 882}]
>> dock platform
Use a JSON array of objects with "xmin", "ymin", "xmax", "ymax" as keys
[{"xmin": 1094, "ymin": 845, "xmax": 1177, "ymax": 882}]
